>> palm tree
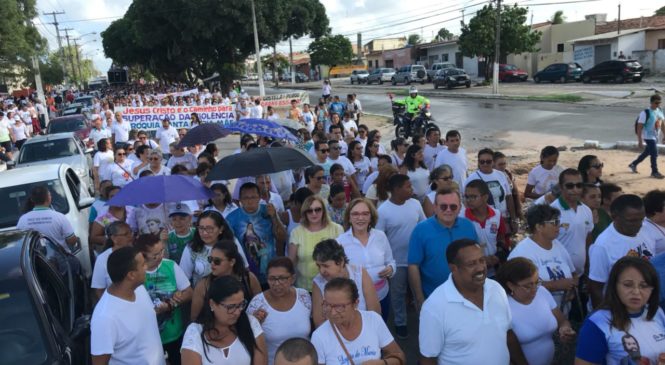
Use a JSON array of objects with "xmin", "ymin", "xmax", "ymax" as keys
[{"xmin": 551, "ymin": 10, "xmax": 565, "ymax": 25}]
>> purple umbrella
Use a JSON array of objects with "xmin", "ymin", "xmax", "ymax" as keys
[{"xmin": 107, "ymin": 175, "xmax": 214, "ymax": 206}]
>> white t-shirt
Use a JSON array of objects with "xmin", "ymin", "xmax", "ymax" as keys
[
  {"xmin": 311, "ymin": 310, "xmax": 394, "ymax": 365},
  {"xmin": 128, "ymin": 204, "xmax": 169, "ymax": 235},
  {"xmin": 527, "ymin": 165, "xmax": 563, "ymax": 195},
  {"xmin": 246, "ymin": 289, "xmax": 312, "ymax": 365},
  {"xmin": 259, "ymin": 191, "xmax": 285, "ymax": 213},
  {"xmin": 419, "ymin": 276, "xmax": 511, "ymax": 365},
  {"xmin": 352, "ymin": 156, "xmax": 372, "ymax": 189},
  {"xmin": 166, "ymin": 153, "xmax": 197, "ymax": 170},
  {"xmin": 137, "ymin": 164, "xmax": 170, "ymax": 177},
  {"xmin": 423, "ymin": 144, "xmax": 446, "ymax": 171},
  {"xmin": 111, "ymin": 121, "xmax": 131, "ymax": 143},
  {"xmin": 16, "ymin": 208, "xmax": 75, "ymax": 250},
  {"xmin": 91, "ymin": 248, "xmax": 114, "ymax": 289},
  {"xmin": 91, "ymin": 286, "xmax": 166, "ymax": 365},
  {"xmin": 155, "ymin": 126, "xmax": 179, "ymax": 153},
  {"xmin": 434, "ymin": 147, "xmax": 467, "ymax": 189},
  {"xmin": 508, "ymin": 286, "xmax": 558, "ymax": 365},
  {"xmin": 642, "ymin": 219, "xmax": 665, "ymax": 255},
  {"xmin": 90, "ymin": 128, "xmax": 112, "ymax": 144},
  {"xmin": 250, "ymin": 105, "xmax": 263, "ymax": 119},
  {"xmin": 508, "ymin": 237, "xmax": 575, "ymax": 306},
  {"xmin": 589, "ymin": 223, "xmax": 655, "ymax": 284},
  {"xmin": 407, "ymin": 167, "xmax": 430, "ymax": 200},
  {"xmin": 107, "ymin": 160, "xmax": 136, "ymax": 187},
  {"xmin": 181, "ymin": 316, "xmax": 263, "ymax": 365},
  {"xmin": 550, "ymin": 199, "xmax": 594, "ymax": 274},
  {"xmin": 328, "ymin": 156, "xmax": 355, "ymax": 176},
  {"xmin": 11, "ymin": 122, "xmax": 28, "ymax": 140},
  {"xmin": 94, "ymin": 150, "xmax": 115, "ymax": 180},
  {"xmin": 464, "ymin": 169, "xmax": 512, "ymax": 216},
  {"xmin": 376, "ymin": 198, "xmax": 426, "ymax": 266},
  {"xmin": 362, "ymin": 171, "xmax": 379, "ymax": 194},
  {"xmin": 341, "ymin": 119, "xmax": 358, "ymax": 137}
]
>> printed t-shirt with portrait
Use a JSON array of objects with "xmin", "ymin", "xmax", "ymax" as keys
[
  {"xmin": 550, "ymin": 197, "xmax": 594, "ymax": 274},
  {"xmin": 226, "ymin": 205, "xmax": 277, "ymax": 282}
]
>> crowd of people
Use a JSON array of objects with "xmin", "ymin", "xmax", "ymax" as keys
[{"xmin": 8, "ymin": 82, "xmax": 665, "ymax": 365}]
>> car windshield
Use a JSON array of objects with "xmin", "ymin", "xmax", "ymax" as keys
[
  {"xmin": 359, "ymin": 70, "xmax": 368, "ymax": 74},
  {"xmin": 48, "ymin": 119, "xmax": 86, "ymax": 133},
  {"xmin": 0, "ymin": 179, "xmax": 69, "ymax": 229},
  {"xmin": 626, "ymin": 61, "xmax": 640, "ymax": 68},
  {"xmin": 19, "ymin": 139, "xmax": 79, "ymax": 163},
  {"xmin": 504, "ymin": 65, "xmax": 517, "ymax": 70},
  {"xmin": 568, "ymin": 64, "xmax": 581, "ymax": 70},
  {"xmin": 0, "ymin": 282, "xmax": 48, "ymax": 365},
  {"xmin": 385, "ymin": 68, "xmax": 395, "ymax": 72},
  {"xmin": 74, "ymin": 97, "xmax": 93, "ymax": 107}
]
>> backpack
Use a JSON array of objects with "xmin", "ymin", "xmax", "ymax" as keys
[{"xmin": 634, "ymin": 109, "xmax": 651, "ymax": 135}]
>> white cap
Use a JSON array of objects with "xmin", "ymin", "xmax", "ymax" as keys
[
  {"xmin": 409, "ymin": 86, "xmax": 418, "ymax": 93},
  {"xmin": 168, "ymin": 203, "xmax": 192, "ymax": 217}
]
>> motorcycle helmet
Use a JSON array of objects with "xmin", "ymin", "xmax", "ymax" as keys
[{"xmin": 409, "ymin": 86, "xmax": 418, "ymax": 95}]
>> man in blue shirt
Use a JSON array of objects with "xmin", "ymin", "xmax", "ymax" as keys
[
  {"xmin": 408, "ymin": 187, "xmax": 478, "ymax": 310},
  {"xmin": 629, "ymin": 94, "xmax": 665, "ymax": 179}
]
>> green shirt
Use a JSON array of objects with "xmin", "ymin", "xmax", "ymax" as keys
[
  {"xmin": 167, "ymin": 227, "xmax": 195, "ymax": 263},
  {"xmin": 592, "ymin": 208, "xmax": 612, "ymax": 241},
  {"xmin": 144, "ymin": 259, "xmax": 184, "ymax": 344}
]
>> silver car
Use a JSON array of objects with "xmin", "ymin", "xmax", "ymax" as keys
[
  {"xmin": 367, "ymin": 68, "xmax": 396, "ymax": 85},
  {"xmin": 16, "ymin": 133, "xmax": 94, "ymax": 191},
  {"xmin": 392, "ymin": 65, "xmax": 427, "ymax": 85}
]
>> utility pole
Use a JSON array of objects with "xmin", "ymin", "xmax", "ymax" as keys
[
  {"xmin": 249, "ymin": 0, "xmax": 265, "ymax": 96},
  {"xmin": 73, "ymin": 39, "xmax": 83, "ymax": 89},
  {"xmin": 62, "ymin": 29, "xmax": 77, "ymax": 87},
  {"xmin": 492, "ymin": 0, "xmax": 501, "ymax": 95},
  {"xmin": 289, "ymin": 36, "xmax": 295, "ymax": 84},
  {"xmin": 617, "ymin": 3, "xmax": 621, "ymax": 34},
  {"xmin": 44, "ymin": 11, "xmax": 67, "ymax": 84}
]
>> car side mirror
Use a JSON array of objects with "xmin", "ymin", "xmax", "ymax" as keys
[
  {"xmin": 78, "ymin": 197, "xmax": 95, "ymax": 210},
  {"xmin": 70, "ymin": 315, "xmax": 90, "ymax": 340}
]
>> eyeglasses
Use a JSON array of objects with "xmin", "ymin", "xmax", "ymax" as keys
[
  {"xmin": 563, "ymin": 182, "xmax": 584, "ymax": 190},
  {"xmin": 116, "ymin": 153, "xmax": 126, "ymax": 156},
  {"xmin": 305, "ymin": 207, "xmax": 323, "ymax": 214},
  {"xmin": 620, "ymin": 282, "xmax": 654, "ymax": 292},
  {"xmin": 371, "ymin": 144, "xmax": 379, "ymax": 148},
  {"xmin": 267, "ymin": 275, "xmax": 292, "ymax": 284},
  {"xmin": 322, "ymin": 301, "xmax": 354, "ymax": 313},
  {"xmin": 241, "ymin": 195, "xmax": 260, "ymax": 201},
  {"xmin": 350, "ymin": 211, "xmax": 371, "ymax": 218},
  {"xmin": 198, "ymin": 225, "xmax": 219, "ymax": 233},
  {"xmin": 126, "ymin": 148, "xmax": 134, "ymax": 152},
  {"xmin": 216, "ymin": 299, "xmax": 248, "ymax": 314},
  {"xmin": 590, "ymin": 163, "xmax": 604, "ymax": 169},
  {"xmin": 143, "ymin": 250, "xmax": 164, "ymax": 261},
  {"xmin": 331, "ymin": 146, "xmax": 341, "ymax": 151},
  {"xmin": 436, "ymin": 176, "xmax": 452, "ymax": 181},
  {"xmin": 543, "ymin": 218, "xmax": 560, "ymax": 226},
  {"xmin": 464, "ymin": 194, "xmax": 479, "ymax": 201},
  {"xmin": 438, "ymin": 204, "xmax": 459, "ymax": 211},
  {"xmin": 319, "ymin": 149, "xmax": 330, "ymax": 153},
  {"xmin": 207, "ymin": 256, "xmax": 227, "ymax": 265},
  {"xmin": 516, "ymin": 279, "xmax": 543, "ymax": 291},
  {"xmin": 478, "ymin": 159, "xmax": 493, "ymax": 165},
  {"xmin": 315, "ymin": 176, "xmax": 325, "ymax": 181}
]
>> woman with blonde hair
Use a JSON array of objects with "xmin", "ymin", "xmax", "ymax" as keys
[{"xmin": 365, "ymin": 164, "xmax": 398, "ymax": 208}]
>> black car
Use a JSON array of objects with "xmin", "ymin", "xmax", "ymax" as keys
[
  {"xmin": 0, "ymin": 230, "xmax": 90, "ymax": 365},
  {"xmin": 581, "ymin": 60, "xmax": 643, "ymax": 83},
  {"xmin": 433, "ymin": 68, "xmax": 472, "ymax": 89},
  {"xmin": 533, "ymin": 63, "xmax": 583, "ymax": 83}
]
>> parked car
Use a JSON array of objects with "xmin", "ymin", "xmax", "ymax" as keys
[
  {"xmin": 427, "ymin": 62, "xmax": 457, "ymax": 82},
  {"xmin": 73, "ymin": 95, "xmax": 95, "ymax": 107},
  {"xmin": 0, "ymin": 164, "xmax": 94, "ymax": 277},
  {"xmin": 533, "ymin": 63, "xmax": 583, "ymax": 83},
  {"xmin": 61, "ymin": 103, "xmax": 92, "ymax": 119},
  {"xmin": 16, "ymin": 133, "xmax": 93, "ymax": 189},
  {"xmin": 499, "ymin": 64, "xmax": 528, "ymax": 82},
  {"xmin": 433, "ymin": 68, "xmax": 472, "ymax": 89},
  {"xmin": 349, "ymin": 70, "xmax": 369, "ymax": 84},
  {"xmin": 581, "ymin": 60, "xmax": 643, "ymax": 83},
  {"xmin": 46, "ymin": 115, "xmax": 92, "ymax": 143},
  {"xmin": 280, "ymin": 72, "xmax": 309, "ymax": 83},
  {"xmin": 392, "ymin": 65, "xmax": 427, "ymax": 85},
  {"xmin": 366, "ymin": 68, "xmax": 396, "ymax": 84},
  {"xmin": 0, "ymin": 229, "xmax": 91, "ymax": 365}
]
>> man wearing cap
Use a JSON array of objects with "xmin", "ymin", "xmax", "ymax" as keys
[
  {"xmin": 90, "ymin": 115, "xmax": 112, "ymax": 147},
  {"xmin": 164, "ymin": 203, "xmax": 196, "ymax": 263}
]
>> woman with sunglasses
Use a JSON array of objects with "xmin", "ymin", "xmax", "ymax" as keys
[
  {"xmin": 578, "ymin": 154, "xmax": 605, "ymax": 186},
  {"xmin": 247, "ymin": 257, "xmax": 311, "ymax": 365},
  {"xmin": 311, "ymin": 277, "xmax": 404, "ymax": 364},
  {"xmin": 106, "ymin": 146, "xmax": 135, "ymax": 187},
  {"xmin": 337, "ymin": 198, "xmax": 395, "ymax": 322},
  {"xmin": 348, "ymin": 140, "xmax": 372, "ymax": 190},
  {"xmin": 137, "ymin": 150, "xmax": 170, "ymax": 177},
  {"xmin": 364, "ymin": 138, "xmax": 381, "ymax": 171},
  {"xmin": 190, "ymin": 240, "xmax": 261, "ymax": 321},
  {"xmin": 497, "ymin": 257, "xmax": 575, "ymax": 365},
  {"xmin": 288, "ymin": 195, "xmax": 343, "ymax": 292},
  {"xmin": 182, "ymin": 276, "xmax": 267, "ymax": 365},
  {"xmin": 508, "ymin": 204, "xmax": 579, "ymax": 307},
  {"xmin": 401, "ymin": 144, "xmax": 429, "ymax": 202},
  {"xmin": 180, "ymin": 211, "xmax": 246, "ymax": 286},
  {"xmin": 575, "ymin": 257, "xmax": 665, "ymax": 365},
  {"xmin": 423, "ymin": 164, "xmax": 459, "ymax": 217},
  {"xmin": 136, "ymin": 234, "xmax": 193, "ymax": 365},
  {"xmin": 305, "ymin": 165, "xmax": 330, "ymax": 200}
]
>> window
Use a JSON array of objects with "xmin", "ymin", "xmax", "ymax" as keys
[
  {"xmin": 0, "ymin": 179, "xmax": 69, "ymax": 229},
  {"xmin": 659, "ymin": 39, "xmax": 665, "ymax": 49},
  {"xmin": 442, "ymin": 54, "xmax": 449, "ymax": 62},
  {"xmin": 66, "ymin": 169, "xmax": 82, "ymax": 205},
  {"xmin": 557, "ymin": 43, "xmax": 564, "ymax": 52}
]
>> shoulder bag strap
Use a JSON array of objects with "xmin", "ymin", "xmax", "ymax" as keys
[
  {"xmin": 115, "ymin": 162, "xmax": 136, "ymax": 181},
  {"xmin": 331, "ymin": 324, "xmax": 355, "ymax": 365}
]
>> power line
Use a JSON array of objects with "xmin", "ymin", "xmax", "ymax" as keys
[{"xmin": 44, "ymin": 10, "xmax": 69, "ymax": 83}]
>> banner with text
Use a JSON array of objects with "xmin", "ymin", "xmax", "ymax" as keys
[
  {"xmin": 116, "ymin": 105, "xmax": 235, "ymax": 131},
  {"xmin": 154, "ymin": 88, "xmax": 199, "ymax": 100},
  {"xmin": 261, "ymin": 91, "xmax": 310, "ymax": 108}
]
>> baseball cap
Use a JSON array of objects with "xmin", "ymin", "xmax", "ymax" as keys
[{"xmin": 169, "ymin": 203, "xmax": 192, "ymax": 217}]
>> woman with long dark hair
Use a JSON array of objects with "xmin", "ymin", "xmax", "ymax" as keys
[
  {"xmin": 190, "ymin": 240, "xmax": 261, "ymax": 321},
  {"xmin": 400, "ymin": 144, "xmax": 429, "ymax": 201},
  {"xmin": 204, "ymin": 183, "xmax": 238, "ymax": 218},
  {"xmin": 575, "ymin": 257, "xmax": 665, "ymax": 365},
  {"xmin": 347, "ymin": 140, "xmax": 371, "ymax": 189},
  {"xmin": 578, "ymin": 154, "xmax": 604, "ymax": 186},
  {"xmin": 181, "ymin": 276, "xmax": 267, "ymax": 365}
]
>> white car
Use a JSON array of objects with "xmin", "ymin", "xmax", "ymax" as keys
[
  {"xmin": 16, "ymin": 133, "xmax": 94, "ymax": 193},
  {"xmin": 0, "ymin": 164, "xmax": 94, "ymax": 277}
]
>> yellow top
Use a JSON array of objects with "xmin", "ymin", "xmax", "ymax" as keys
[{"xmin": 291, "ymin": 222, "xmax": 343, "ymax": 291}]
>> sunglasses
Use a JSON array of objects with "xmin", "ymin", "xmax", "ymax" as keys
[
  {"xmin": 305, "ymin": 207, "xmax": 323, "ymax": 214},
  {"xmin": 478, "ymin": 159, "xmax": 493, "ymax": 165},
  {"xmin": 563, "ymin": 182, "xmax": 584, "ymax": 190},
  {"xmin": 319, "ymin": 149, "xmax": 330, "ymax": 153},
  {"xmin": 438, "ymin": 204, "xmax": 459, "ymax": 211},
  {"xmin": 116, "ymin": 152, "xmax": 126, "ymax": 156},
  {"xmin": 207, "ymin": 256, "xmax": 226, "ymax": 265},
  {"xmin": 315, "ymin": 176, "xmax": 325, "ymax": 181},
  {"xmin": 590, "ymin": 163, "xmax": 604, "ymax": 169},
  {"xmin": 543, "ymin": 218, "xmax": 560, "ymax": 226}
]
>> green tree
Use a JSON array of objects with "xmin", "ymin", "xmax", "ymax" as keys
[
  {"xmin": 39, "ymin": 52, "xmax": 65, "ymax": 86},
  {"xmin": 407, "ymin": 33, "xmax": 422, "ymax": 45},
  {"xmin": 458, "ymin": 4, "xmax": 541, "ymax": 80},
  {"xmin": 0, "ymin": 0, "xmax": 47, "ymax": 85},
  {"xmin": 261, "ymin": 53, "xmax": 289, "ymax": 74},
  {"xmin": 656, "ymin": 6, "xmax": 665, "ymax": 16},
  {"xmin": 551, "ymin": 10, "xmax": 566, "ymax": 24},
  {"xmin": 435, "ymin": 28, "xmax": 453, "ymax": 41},
  {"xmin": 308, "ymin": 35, "xmax": 353, "ymax": 67}
]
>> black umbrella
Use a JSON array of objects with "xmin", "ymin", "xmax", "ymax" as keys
[
  {"xmin": 177, "ymin": 123, "xmax": 231, "ymax": 148},
  {"xmin": 207, "ymin": 147, "xmax": 316, "ymax": 181}
]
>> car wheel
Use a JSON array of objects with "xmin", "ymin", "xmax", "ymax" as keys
[
  {"xmin": 391, "ymin": 78, "xmax": 396, "ymax": 86},
  {"xmin": 420, "ymin": 79, "xmax": 425, "ymax": 85},
  {"xmin": 466, "ymin": 83, "xmax": 471, "ymax": 88},
  {"xmin": 434, "ymin": 83, "xmax": 438, "ymax": 89},
  {"xmin": 615, "ymin": 75, "xmax": 624, "ymax": 83},
  {"xmin": 447, "ymin": 82, "xmax": 453, "ymax": 90},
  {"xmin": 534, "ymin": 76, "xmax": 540, "ymax": 84},
  {"xmin": 350, "ymin": 78, "xmax": 354, "ymax": 84},
  {"xmin": 406, "ymin": 78, "xmax": 411, "ymax": 85},
  {"xmin": 427, "ymin": 76, "xmax": 432, "ymax": 83},
  {"xmin": 379, "ymin": 79, "xmax": 383, "ymax": 84},
  {"xmin": 559, "ymin": 76, "xmax": 567, "ymax": 84},
  {"xmin": 635, "ymin": 77, "xmax": 642, "ymax": 82},
  {"xmin": 582, "ymin": 76, "xmax": 591, "ymax": 83}
]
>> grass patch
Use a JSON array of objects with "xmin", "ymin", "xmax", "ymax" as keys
[{"xmin": 522, "ymin": 94, "xmax": 584, "ymax": 103}]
